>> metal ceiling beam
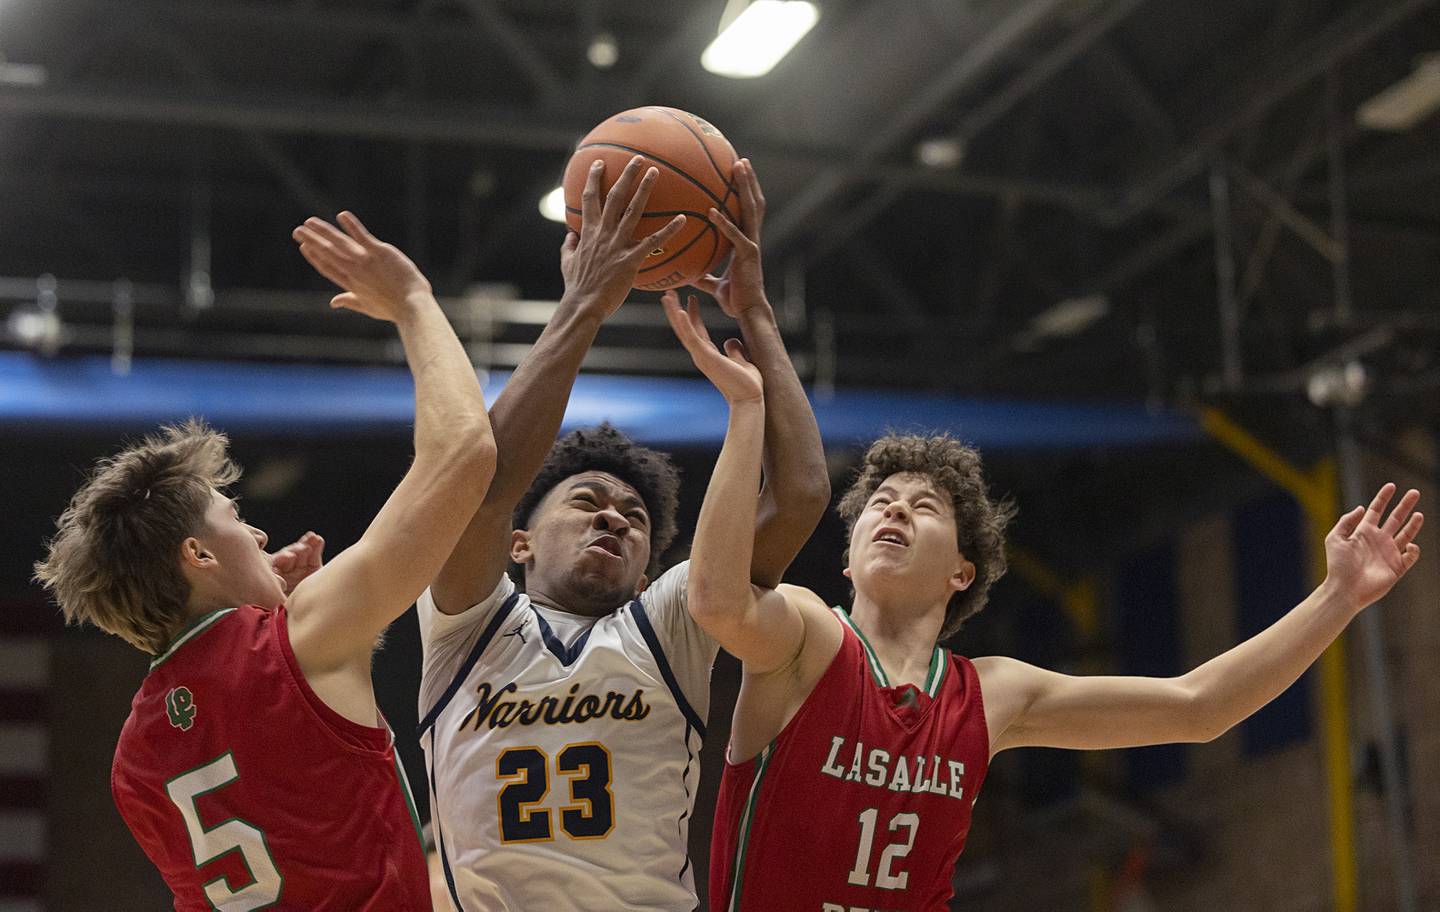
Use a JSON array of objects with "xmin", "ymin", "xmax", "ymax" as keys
[
  {"xmin": 786, "ymin": 0, "xmax": 1151, "ymax": 259},
  {"xmin": 762, "ymin": 0, "xmax": 1072, "ymax": 251},
  {"xmin": 1107, "ymin": 0, "xmax": 1440, "ymax": 225},
  {"xmin": 0, "ymin": 85, "xmax": 588, "ymax": 150}
]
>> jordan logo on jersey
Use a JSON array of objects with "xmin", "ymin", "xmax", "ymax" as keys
[
  {"xmin": 165, "ymin": 686, "xmax": 196, "ymax": 731},
  {"xmin": 456, "ymin": 680, "xmax": 652, "ymax": 732},
  {"xmin": 503, "ymin": 619, "xmax": 529, "ymax": 644}
]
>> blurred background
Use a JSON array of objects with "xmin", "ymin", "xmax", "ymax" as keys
[{"xmin": 1, "ymin": 0, "xmax": 1438, "ymax": 909}]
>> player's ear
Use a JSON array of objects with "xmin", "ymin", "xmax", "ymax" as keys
[
  {"xmin": 949, "ymin": 558, "xmax": 976, "ymax": 593},
  {"xmin": 179, "ymin": 536, "xmax": 214, "ymax": 570},
  {"xmin": 510, "ymin": 529, "xmax": 534, "ymax": 566}
]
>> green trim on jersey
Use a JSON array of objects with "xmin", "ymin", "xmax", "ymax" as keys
[
  {"xmin": 831, "ymin": 607, "xmax": 889, "ymax": 687},
  {"xmin": 727, "ymin": 742, "xmax": 775, "ymax": 912},
  {"xmin": 923, "ymin": 644, "xmax": 947, "ymax": 698},
  {"xmin": 834, "ymin": 607, "xmax": 948, "ymax": 696},
  {"xmin": 150, "ymin": 608, "xmax": 237, "ymax": 670},
  {"xmin": 392, "ymin": 748, "xmax": 425, "ymax": 848}
]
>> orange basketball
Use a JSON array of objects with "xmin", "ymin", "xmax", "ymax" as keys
[{"xmin": 562, "ymin": 106, "xmax": 740, "ymax": 291}]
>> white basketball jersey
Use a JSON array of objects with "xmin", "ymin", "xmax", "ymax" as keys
[{"xmin": 417, "ymin": 562, "xmax": 717, "ymax": 911}]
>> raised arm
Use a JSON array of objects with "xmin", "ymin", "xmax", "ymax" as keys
[
  {"xmin": 979, "ymin": 484, "xmax": 1423, "ymax": 755},
  {"xmin": 693, "ymin": 160, "xmax": 829, "ymax": 588},
  {"xmin": 427, "ymin": 157, "xmax": 686, "ymax": 615},
  {"xmin": 282, "ymin": 212, "xmax": 496, "ymax": 672},
  {"xmin": 664, "ymin": 292, "xmax": 805, "ymax": 674}
]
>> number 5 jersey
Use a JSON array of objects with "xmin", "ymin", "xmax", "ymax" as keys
[
  {"xmin": 711, "ymin": 607, "xmax": 991, "ymax": 912},
  {"xmin": 110, "ymin": 604, "xmax": 432, "ymax": 912},
  {"xmin": 417, "ymin": 562, "xmax": 718, "ymax": 911}
]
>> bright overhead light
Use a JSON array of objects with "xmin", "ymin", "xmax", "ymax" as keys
[
  {"xmin": 1357, "ymin": 54, "xmax": 1440, "ymax": 132},
  {"xmin": 539, "ymin": 186, "xmax": 568, "ymax": 224},
  {"xmin": 587, "ymin": 32, "xmax": 619, "ymax": 70},
  {"xmin": 701, "ymin": 1, "xmax": 819, "ymax": 79}
]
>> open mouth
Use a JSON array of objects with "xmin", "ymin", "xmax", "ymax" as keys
[
  {"xmin": 872, "ymin": 527, "xmax": 909, "ymax": 547},
  {"xmin": 586, "ymin": 534, "xmax": 623, "ymax": 557}
]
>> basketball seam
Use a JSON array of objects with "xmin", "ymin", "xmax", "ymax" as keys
[
  {"xmin": 648, "ymin": 106, "xmax": 736, "ymax": 199},
  {"xmin": 575, "ymin": 141, "xmax": 730, "ymax": 212}
]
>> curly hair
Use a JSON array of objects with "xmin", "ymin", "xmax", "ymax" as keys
[
  {"xmin": 837, "ymin": 433, "xmax": 1015, "ymax": 639},
  {"xmin": 34, "ymin": 420, "xmax": 242, "ymax": 655},
  {"xmin": 513, "ymin": 423, "xmax": 681, "ymax": 577}
]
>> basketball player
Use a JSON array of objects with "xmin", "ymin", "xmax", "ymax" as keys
[
  {"xmin": 671, "ymin": 311, "xmax": 1425, "ymax": 910},
  {"xmin": 417, "ymin": 155, "xmax": 828, "ymax": 910},
  {"xmin": 34, "ymin": 212, "xmax": 495, "ymax": 911}
]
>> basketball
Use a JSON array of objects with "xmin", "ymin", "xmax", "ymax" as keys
[{"xmin": 562, "ymin": 106, "xmax": 741, "ymax": 291}]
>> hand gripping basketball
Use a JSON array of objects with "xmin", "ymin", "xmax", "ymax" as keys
[{"xmin": 560, "ymin": 156, "xmax": 687, "ymax": 317}]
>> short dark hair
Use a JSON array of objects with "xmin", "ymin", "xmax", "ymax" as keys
[
  {"xmin": 837, "ymin": 433, "xmax": 1015, "ymax": 639},
  {"xmin": 513, "ymin": 424, "xmax": 681, "ymax": 576},
  {"xmin": 34, "ymin": 420, "xmax": 242, "ymax": 655}
]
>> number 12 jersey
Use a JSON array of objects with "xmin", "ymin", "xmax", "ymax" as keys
[{"xmin": 711, "ymin": 607, "xmax": 991, "ymax": 912}]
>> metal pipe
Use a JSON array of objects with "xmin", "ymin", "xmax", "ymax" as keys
[
  {"xmin": 1335, "ymin": 410, "xmax": 1417, "ymax": 912},
  {"xmin": 1208, "ymin": 162, "xmax": 1242, "ymax": 390}
]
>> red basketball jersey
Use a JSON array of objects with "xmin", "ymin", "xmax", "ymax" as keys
[
  {"xmin": 111, "ymin": 605, "xmax": 431, "ymax": 911},
  {"xmin": 711, "ymin": 608, "xmax": 990, "ymax": 912}
]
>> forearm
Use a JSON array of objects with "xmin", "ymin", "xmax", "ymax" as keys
[
  {"xmin": 483, "ymin": 294, "xmax": 604, "ymax": 505},
  {"xmin": 690, "ymin": 400, "xmax": 766, "ymax": 620},
  {"xmin": 1181, "ymin": 580, "xmax": 1356, "ymax": 740},
  {"xmin": 394, "ymin": 293, "xmax": 490, "ymax": 460},
  {"xmin": 734, "ymin": 301, "xmax": 829, "ymax": 584}
]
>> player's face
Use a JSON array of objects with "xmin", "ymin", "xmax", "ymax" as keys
[
  {"xmin": 846, "ymin": 472, "xmax": 972, "ymax": 608},
  {"xmin": 517, "ymin": 471, "xmax": 653, "ymax": 615},
  {"xmin": 194, "ymin": 489, "xmax": 287, "ymax": 609}
]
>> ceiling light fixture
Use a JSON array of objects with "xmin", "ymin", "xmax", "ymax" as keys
[
  {"xmin": 701, "ymin": 1, "xmax": 819, "ymax": 79},
  {"xmin": 1357, "ymin": 53, "xmax": 1440, "ymax": 132}
]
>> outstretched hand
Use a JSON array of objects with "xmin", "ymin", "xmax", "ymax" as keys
[
  {"xmin": 293, "ymin": 211, "xmax": 431, "ymax": 322},
  {"xmin": 561, "ymin": 156, "xmax": 687, "ymax": 318},
  {"xmin": 692, "ymin": 158, "xmax": 766, "ymax": 318},
  {"xmin": 663, "ymin": 291, "xmax": 762, "ymax": 404},
  {"xmin": 270, "ymin": 531, "xmax": 325, "ymax": 594},
  {"xmin": 1324, "ymin": 483, "xmax": 1423, "ymax": 612}
]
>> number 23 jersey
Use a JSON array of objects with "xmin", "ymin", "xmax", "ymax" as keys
[
  {"xmin": 711, "ymin": 608, "xmax": 991, "ymax": 912},
  {"xmin": 418, "ymin": 562, "xmax": 717, "ymax": 911}
]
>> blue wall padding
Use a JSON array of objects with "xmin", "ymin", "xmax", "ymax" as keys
[
  {"xmin": 0, "ymin": 352, "xmax": 1201, "ymax": 449},
  {"xmin": 1233, "ymin": 491, "xmax": 1312, "ymax": 756},
  {"xmin": 1116, "ymin": 542, "xmax": 1188, "ymax": 791}
]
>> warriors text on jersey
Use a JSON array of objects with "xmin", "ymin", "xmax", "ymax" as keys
[
  {"xmin": 711, "ymin": 607, "xmax": 990, "ymax": 912},
  {"xmin": 111, "ymin": 604, "xmax": 431, "ymax": 912},
  {"xmin": 418, "ymin": 562, "xmax": 718, "ymax": 911}
]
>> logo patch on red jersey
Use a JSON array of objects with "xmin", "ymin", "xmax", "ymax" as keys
[{"xmin": 166, "ymin": 686, "xmax": 196, "ymax": 731}]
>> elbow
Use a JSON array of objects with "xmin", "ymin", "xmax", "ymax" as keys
[
  {"xmin": 779, "ymin": 476, "xmax": 832, "ymax": 524},
  {"xmin": 429, "ymin": 419, "xmax": 498, "ymax": 486},
  {"xmin": 1178, "ymin": 677, "xmax": 1231, "ymax": 744}
]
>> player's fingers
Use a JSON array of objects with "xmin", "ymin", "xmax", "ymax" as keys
[
  {"xmin": 1395, "ymin": 511, "xmax": 1425, "ymax": 549},
  {"xmin": 709, "ymin": 208, "xmax": 748, "ymax": 248},
  {"xmin": 1331, "ymin": 504, "xmax": 1366, "ymax": 539},
  {"xmin": 561, "ymin": 231, "xmax": 579, "ymax": 257},
  {"xmin": 661, "ymin": 290, "xmax": 690, "ymax": 335},
  {"xmin": 1365, "ymin": 483, "xmax": 1397, "ymax": 527},
  {"xmin": 330, "ymin": 291, "xmax": 362, "ymax": 311},
  {"xmin": 302, "ymin": 217, "xmax": 366, "ymax": 259},
  {"xmin": 1402, "ymin": 543, "xmax": 1421, "ymax": 568},
  {"xmin": 618, "ymin": 167, "xmax": 659, "ymax": 236},
  {"xmin": 1381, "ymin": 488, "xmax": 1421, "ymax": 536},
  {"xmin": 298, "ymin": 245, "xmax": 351, "ymax": 290},
  {"xmin": 603, "ymin": 156, "xmax": 646, "ymax": 226},
  {"xmin": 579, "ymin": 160, "xmax": 604, "ymax": 233},
  {"xmin": 639, "ymin": 214, "xmax": 686, "ymax": 254},
  {"xmin": 337, "ymin": 211, "xmax": 378, "ymax": 246},
  {"xmin": 692, "ymin": 273, "xmax": 721, "ymax": 296},
  {"xmin": 723, "ymin": 337, "xmax": 751, "ymax": 363},
  {"xmin": 739, "ymin": 159, "xmax": 764, "ymax": 237}
]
